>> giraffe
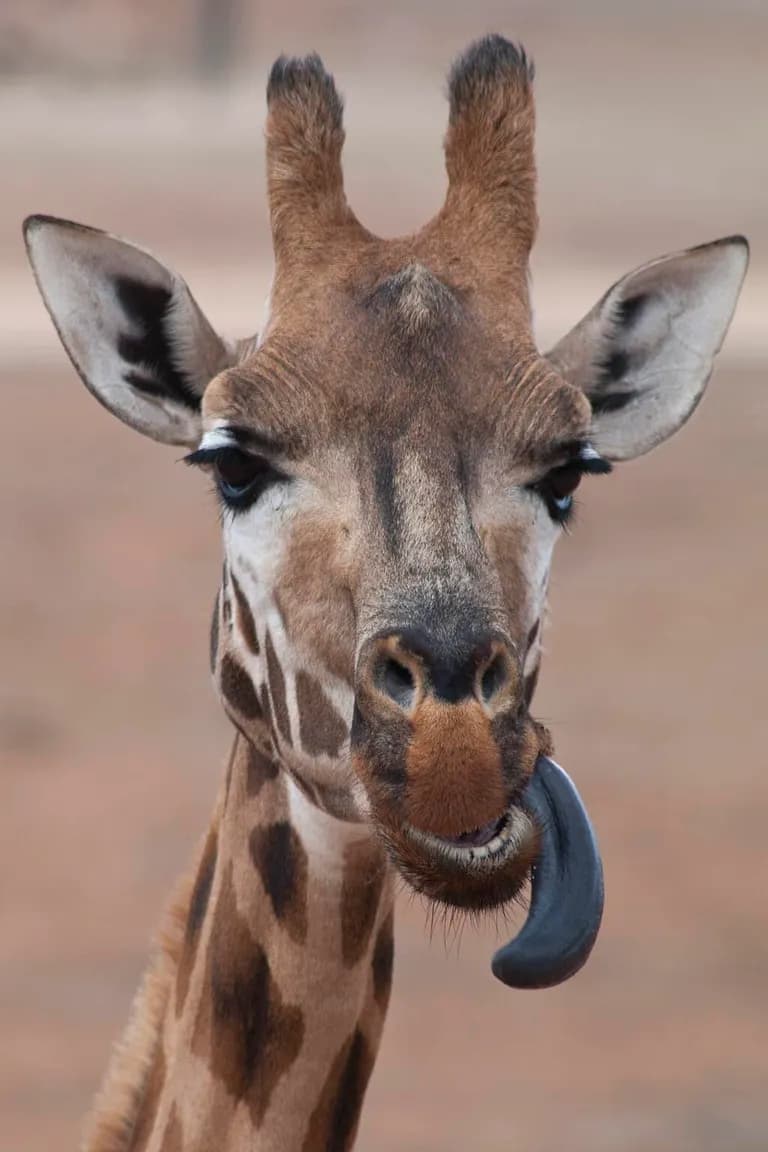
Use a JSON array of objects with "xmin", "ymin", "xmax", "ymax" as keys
[{"xmin": 23, "ymin": 35, "xmax": 747, "ymax": 1152}]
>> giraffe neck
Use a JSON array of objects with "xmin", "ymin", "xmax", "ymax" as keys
[{"xmin": 84, "ymin": 733, "xmax": 395, "ymax": 1152}]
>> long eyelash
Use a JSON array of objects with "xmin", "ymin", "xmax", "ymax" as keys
[
  {"xmin": 184, "ymin": 447, "xmax": 227, "ymax": 468},
  {"xmin": 577, "ymin": 455, "xmax": 613, "ymax": 476}
]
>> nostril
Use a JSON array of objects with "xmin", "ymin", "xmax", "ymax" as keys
[
  {"xmin": 377, "ymin": 656, "xmax": 417, "ymax": 711},
  {"xmin": 480, "ymin": 651, "xmax": 509, "ymax": 704}
]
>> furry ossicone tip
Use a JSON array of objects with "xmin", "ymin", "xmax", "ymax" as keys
[
  {"xmin": 448, "ymin": 34, "xmax": 534, "ymax": 119},
  {"xmin": 266, "ymin": 52, "xmax": 343, "ymax": 129}
]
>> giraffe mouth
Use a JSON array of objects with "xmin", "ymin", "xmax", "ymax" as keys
[
  {"xmin": 373, "ymin": 795, "xmax": 540, "ymax": 913},
  {"xmin": 371, "ymin": 757, "xmax": 605, "ymax": 990},
  {"xmin": 402, "ymin": 805, "xmax": 532, "ymax": 867}
]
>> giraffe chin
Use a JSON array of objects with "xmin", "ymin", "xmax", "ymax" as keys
[{"xmin": 372, "ymin": 799, "xmax": 541, "ymax": 913}]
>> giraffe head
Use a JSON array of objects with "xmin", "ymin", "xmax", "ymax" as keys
[{"xmin": 25, "ymin": 39, "xmax": 746, "ymax": 979}]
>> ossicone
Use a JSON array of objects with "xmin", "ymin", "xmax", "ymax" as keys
[
  {"xmin": 265, "ymin": 52, "xmax": 360, "ymax": 261},
  {"xmin": 440, "ymin": 35, "xmax": 538, "ymax": 271}
]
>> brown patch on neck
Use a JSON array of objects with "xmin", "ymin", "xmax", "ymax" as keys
[
  {"xmin": 249, "ymin": 821, "xmax": 309, "ymax": 945},
  {"xmin": 301, "ymin": 1027, "xmax": 375, "ymax": 1152},
  {"xmin": 371, "ymin": 908, "xmax": 395, "ymax": 1012},
  {"xmin": 296, "ymin": 669, "xmax": 347, "ymax": 757},
  {"xmin": 191, "ymin": 862, "xmax": 304, "ymax": 1125},
  {"xmin": 220, "ymin": 654, "xmax": 262, "ymax": 721},
  {"xmin": 245, "ymin": 739, "xmax": 280, "ymax": 796},
  {"xmin": 175, "ymin": 825, "xmax": 218, "ymax": 1017},
  {"xmin": 340, "ymin": 839, "xmax": 387, "ymax": 967},
  {"xmin": 405, "ymin": 698, "xmax": 506, "ymax": 837}
]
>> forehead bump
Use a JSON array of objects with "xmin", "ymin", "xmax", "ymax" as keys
[{"xmin": 366, "ymin": 264, "xmax": 459, "ymax": 335}]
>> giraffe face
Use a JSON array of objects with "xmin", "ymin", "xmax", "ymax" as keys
[
  {"xmin": 200, "ymin": 289, "xmax": 602, "ymax": 909},
  {"xmin": 25, "ymin": 41, "xmax": 747, "ymax": 921}
]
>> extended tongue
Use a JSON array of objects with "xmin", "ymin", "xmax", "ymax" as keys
[{"xmin": 491, "ymin": 755, "xmax": 604, "ymax": 989}]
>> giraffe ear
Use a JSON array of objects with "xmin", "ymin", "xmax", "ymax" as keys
[
  {"xmin": 23, "ymin": 215, "xmax": 234, "ymax": 447},
  {"xmin": 546, "ymin": 236, "xmax": 748, "ymax": 461}
]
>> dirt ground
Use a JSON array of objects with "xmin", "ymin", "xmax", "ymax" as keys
[{"xmin": 2, "ymin": 5, "xmax": 767, "ymax": 1151}]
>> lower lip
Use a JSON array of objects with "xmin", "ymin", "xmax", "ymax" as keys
[{"xmin": 403, "ymin": 805, "xmax": 531, "ymax": 866}]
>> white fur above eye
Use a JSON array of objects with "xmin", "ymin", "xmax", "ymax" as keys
[
  {"xmin": 199, "ymin": 426, "xmax": 240, "ymax": 452},
  {"xmin": 547, "ymin": 236, "xmax": 749, "ymax": 460}
]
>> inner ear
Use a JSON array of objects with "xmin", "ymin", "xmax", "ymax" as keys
[
  {"xmin": 24, "ymin": 215, "xmax": 234, "ymax": 447},
  {"xmin": 113, "ymin": 275, "xmax": 203, "ymax": 411}
]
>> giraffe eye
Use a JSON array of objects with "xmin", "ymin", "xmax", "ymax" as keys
[
  {"xmin": 214, "ymin": 448, "xmax": 276, "ymax": 508},
  {"xmin": 533, "ymin": 464, "xmax": 582, "ymax": 524},
  {"xmin": 185, "ymin": 445, "xmax": 282, "ymax": 511}
]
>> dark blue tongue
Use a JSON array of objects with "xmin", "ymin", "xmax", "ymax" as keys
[{"xmin": 491, "ymin": 756, "xmax": 604, "ymax": 989}]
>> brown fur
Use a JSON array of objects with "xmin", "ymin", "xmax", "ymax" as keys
[
  {"xmin": 249, "ymin": 821, "xmax": 309, "ymax": 945},
  {"xmin": 85, "ymin": 735, "xmax": 393, "ymax": 1150},
  {"xmin": 265, "ymin": 54, "xmax": 363, "ymax": 264},
  {"xmin": 176, "ymin": 826, "xmax": 218, "ymax": 1017},
  {"xmin": 191, "ymin": 861, "xmax": 305, "ymax": 1124},
  {"xmin": 295, "ymin": 670, "xmax": 347, "ymax": 757},
  {"xmin": 220, "ymin": 654, "xmax": 262, "ymax": 721},
  {"xmin": 441, "ymin": 39, "xmax": 537, "ymax": 282},
  {"xmin": 245, "ymin": 740, "xmax": 280, "ymax": 796},
  {"xmin": 340, "ymin": 839, "xmax": 387, "ymax": 967},
  {"xmin": 275, "ymin": 518, "xmax": 356, "ymax": 687},
  {"xmin": 405, "ymin": 699, "xmax": 507, "ymax": 836},
  {"xmin": 300, "ymin": 1028, "xmax": 375, "ymax": 1152},
  {"xmin": 370, "ymin": 909, "xmax": 395, "ymax": 1012}
]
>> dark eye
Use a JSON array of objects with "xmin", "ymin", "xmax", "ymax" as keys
[
  {"xmin": 534, "ymin": 464, "xmax": 582, "ymax": 523},
  {"xmin": 184, "ymin": 443, "xmax": 286, "ymax": 512},
  {"xmin": 214, "ymin": 448, "xmax": 274, "ymax": 509}
]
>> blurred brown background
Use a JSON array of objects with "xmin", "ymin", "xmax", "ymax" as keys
[{"xmin": 2, "ymin": 3, "xmax": 767, "ymax": 1150}]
